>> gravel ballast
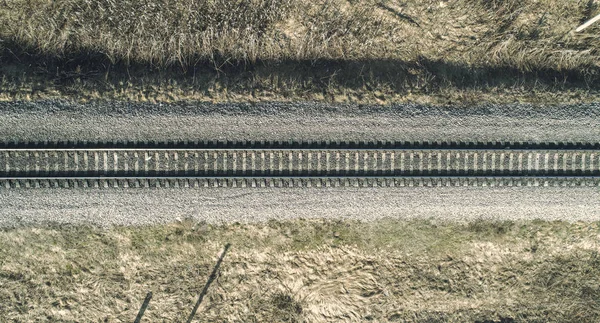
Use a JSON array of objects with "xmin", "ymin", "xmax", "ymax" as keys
[
  {"xmin": 1, "ymin": 101, "xmax": 600, "ymax": 143},
  {"xmin": 1, "ymin": 187, "xmax": 599, "ymax": 227},
  {"xmin": 1, "ymin": 100, "xmax": 599, "ymax": 227}
]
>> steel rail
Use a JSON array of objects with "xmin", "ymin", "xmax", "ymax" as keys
[
  {"xmin": 0, "ymin": 148, "xmax": 597, "ymax": 152},
  {"xmin": 1, "ymin": 176, "xmax": 599, "ymax": 189},
  {"xmin": 1, "ymin": 141, "xmax": 600, "ymax": 150}
]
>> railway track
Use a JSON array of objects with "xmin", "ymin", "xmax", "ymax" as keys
[{"xmin": 1, "ymin": 141, "xmax": 599, "ymax": 188}]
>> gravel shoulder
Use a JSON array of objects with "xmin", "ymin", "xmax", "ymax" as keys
[
  {"xmin": 1, "ymin": 186, "xmax": 599, "ymax": 227},
  {"xmin": 1, "ymin": 101, "xmax": 600, "ymax": 143}
]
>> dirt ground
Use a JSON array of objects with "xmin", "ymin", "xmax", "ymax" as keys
[{"xmin": 1, "ymin": 219, "xmax": 599, "ymax": 322}]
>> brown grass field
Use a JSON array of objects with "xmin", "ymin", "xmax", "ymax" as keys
[
  {"xmin": 1, "ymin": 0, "xmax": 599, "ymax": 104},
  {"xmin": 1, "ymin": 219, "xmax": 599, "ymax": 322}
]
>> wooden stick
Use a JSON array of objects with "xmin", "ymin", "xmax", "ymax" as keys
[
  {"xmin": 186, "ymin": 243, "xmax": 231, "ymax": 323},
  {"xmin": 133, "ymin": 291, "xmax": 153, "ymax": 323},
  {"xmin": 576, "ymin": 13, "xmax": 600, "ymax": 32}
]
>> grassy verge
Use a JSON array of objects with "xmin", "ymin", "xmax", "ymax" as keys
[
  {"xmin": 1, "ymin": 0, "xmax": 599, "ymax": 104},
  {"xmin": 1, "ymin": 219, "xmax": 599, "ymax": 322}
]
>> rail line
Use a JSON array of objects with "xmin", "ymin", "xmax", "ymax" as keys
[
  {"xmin": 1, "ymin": 177, "xmax": 599, "ymax": 188},
  {"xmin": 1, "ymin": 148, "xmax": 599, "ymax": 177},
  {"xmin": 2, "ymin": 140, "xmax": 600, "ymax": 149},
  {"xmin": 1, "ymin": 142, "xmax": 599, "ymax": 188}
]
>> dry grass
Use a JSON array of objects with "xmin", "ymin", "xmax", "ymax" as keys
[
  {"xmin": 1, "ymin": 0, "xmax": 600, "ymax": 104},
  {"xmin": 1, "ymin": 219, "xmax": 599, "ymax": 322}
]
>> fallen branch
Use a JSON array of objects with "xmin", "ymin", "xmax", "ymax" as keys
[
  {"xmin": 133, "ymin": 291, "xmax": 153, "ymax": 323},
  {"xmin": 576, "ymin": 13, "xmax": 600, "ymax": 32},
  {"xmin": 186, "ymin": 243, "xmax": 231, "ymax": 323}
]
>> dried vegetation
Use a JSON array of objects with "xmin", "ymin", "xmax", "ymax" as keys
[
  {"xmin": 1, "ymin": 219, "xmax": 599, "ymax": 322},
  {"xmin": 0, "ymin": 0, "xmax": 599, "ymax": 103}
]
